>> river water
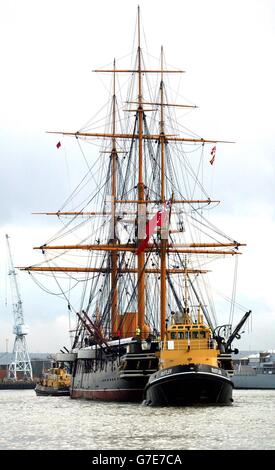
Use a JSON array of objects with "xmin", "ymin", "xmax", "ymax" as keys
[{"xmin": 0, "ymin": 389, "xmax": 274, "ymax": 450}]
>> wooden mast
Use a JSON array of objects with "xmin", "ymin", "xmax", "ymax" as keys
[
  {"xmin": 110, "ymin": 59, "xmax": 118, "ymax": 337},
  {"xmin": 137, "ymin": 7, "xmax": 145, "ymax": 338},
  {"xmin": 160, "ymin": 46, "xmax": 167, "ymax": 340}
]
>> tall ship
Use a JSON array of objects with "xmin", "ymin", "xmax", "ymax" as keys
[{"xmin": 21, "ymin": 8, "xmax": 251, "ymax": 405}]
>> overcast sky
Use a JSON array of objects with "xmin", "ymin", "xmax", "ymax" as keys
[{"xmin": 0, "ymin": 0, "xmax": 274, "ymax": 353}]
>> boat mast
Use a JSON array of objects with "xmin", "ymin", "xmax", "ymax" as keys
[
  {"xmin": 160, "ymin": 46, "xmax": 167, "ymax": 339},
  {"xmin": 110, "ymin": 59, "xmax": 118, "ymax": 337},
  {"xmin": 137, "ymin": 6, "xmax": 145, "ymax": 337}
]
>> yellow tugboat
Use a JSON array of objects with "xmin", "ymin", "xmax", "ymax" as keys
[
  {"xmin": 35, "ymin": 366, "xmax": 71, "ymax": 397},
  {"xmin": 144, "ymin": 308, "xmax": 251, "ymax": 406}
]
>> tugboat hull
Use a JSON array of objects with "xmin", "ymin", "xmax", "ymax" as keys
[
  {"xmin": 35, "ymin": 384, "xmax": 70, "ymax": 396},
  {"xmin": 144, "ymin": 364, "xmax": 233, "ymax": 406}
]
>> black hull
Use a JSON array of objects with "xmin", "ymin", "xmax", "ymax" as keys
[
  {"xmin": 71, "ymin": 347, "xmax": 158, "ymax": 402},
  {"xmin": 144, "ymin": 364, "xmax": 233, "ymax": 406},
  {"xmin": 71, "ymin": 384, "xmax": 146, "ymax": 402},
  {"xmin": 35, "ymin": 384, "xmax": 70, "ymax": 396},
  {"xmin": 71, "ymin": 362, "xmax": 152, "ymax": 402}
]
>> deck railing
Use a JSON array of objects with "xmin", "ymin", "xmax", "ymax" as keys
[{"xmin": 161, "ymin": 340, "xmax": 217, "ymax": 351}]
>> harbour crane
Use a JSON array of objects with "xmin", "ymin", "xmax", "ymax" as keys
[{"xmin": 6, "ymin": 234, "xmax": 33, "ymax": 381}]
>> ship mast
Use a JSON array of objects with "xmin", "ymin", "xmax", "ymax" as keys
[
  {"xmin": 160, "ymin": 46, "xmax": 167, "ymax": 339},
  {"xmin": 137, "ymin": 6, "xmax": 145, "ymax": 337},
  {"xmin": 110, "ymin": 59, "xmax": 118, "ymax": 337}
]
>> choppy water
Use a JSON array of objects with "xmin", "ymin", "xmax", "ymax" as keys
[{"xmin": 0, "ymin": 389, "xmax": 274, "ymax": 450}]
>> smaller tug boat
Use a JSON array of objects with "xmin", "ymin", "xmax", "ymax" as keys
[
  {"xmin": 35, "ymin": 353, "xmax": 73, "ymax": 397},
  {"xmin": 35, "ymin": 364, "xmax": 71, "ymax": 397}
]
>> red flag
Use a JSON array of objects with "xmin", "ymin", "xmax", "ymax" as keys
[
  {"xmin": 56, "ymin": 141, "xmax": 61, "ymax": 149},
  {"xmin": 209, "ymin": 145, "xmax": 216, "ymax": 165},
  {"xmin": 136, "ymin": 202, "xmax": 169, "ymax": 255}
]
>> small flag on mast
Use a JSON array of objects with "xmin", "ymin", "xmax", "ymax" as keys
[
  {"xmin": 56, "ymin": 141, "xmax": 61, "ymax": 149},
  {"xmin": 209, "ymin": 145, "xmax": 216, "ymax": 165}
]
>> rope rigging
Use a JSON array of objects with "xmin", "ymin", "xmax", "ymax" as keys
[{"xmin": 25, "ymin": 35, "xmax": 247, "ymax": 348}]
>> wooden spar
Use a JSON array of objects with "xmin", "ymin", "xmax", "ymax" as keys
[
  {"xmin": 32, "ymin": 200, "xmax": 221, "ymax": 216},
  {"xmin": 100, "ymin": 151, "xmax": 126, "ymax": 154},
  {"xmin": 166, "ymin": 137, "xmax": 235, "ymax": 144},
  {"xmin": 168, "ymin": 243, "xmax": 245, "ymax": 247},
  {"xmin": 32, "ymin": 245, "xmax": 242, "ymax": 255},
  {"xmin": 79, "ymin": 310, "xmax": 110, "ymax": 349},
  {"xmin": 111, "ymin": 58, "xmax": 118, "ymax": 337},
  {"xmin": 75, "ymin": 311, "xmax": 94, "ymax": 337},
  {"xmin": 158, "ymin": 249, "xmax": 241, "ymax": 255},
  {"xmin": 19, "ymin": 267, "xmax": 210, "ymax": 274},
  {"xmin": 32, "ymin": 211, "xmax": 108, "ymax": 216},
  {"xmin": 93, "ymin": 69, "xmax": 185, "ymax": 73},
  {"xmin": 33, "ymin": 242, "xmax": 245, "ymax": 250},
  {"xmin": 47, "ymin": 131, "xmax": 173, "ymax": 139},
  {"xmin": 137, "ymin": 6, "xmax": 145, "ymax": 337},
  {"xmin": 113, "ymin": 199, "xmax": 220, "ymax": 204},
  {"xmin": 160, "ymin": 46, "xmax": 166, "ymax": 340},
  {"xmin": 124, "ymin": 109, "xmax": 156, "ymax": 112},
  {"xmin": 46, "ymin": 130, "xmax": 234, "ymax": 144},
  {"xmin": 127, "ymin": 101, "xmax": 198, "ymax": 109}
]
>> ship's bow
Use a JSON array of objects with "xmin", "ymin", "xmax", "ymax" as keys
[{"xmin": 144, "ymin": 364, "xmax": 233, "ymax": 406}]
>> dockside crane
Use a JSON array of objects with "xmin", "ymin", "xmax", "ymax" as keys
[{"xmin": 6, "ymin": 234, "xmax": 33, "ymax": 381}]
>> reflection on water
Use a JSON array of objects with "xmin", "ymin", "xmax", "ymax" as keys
[{"xmin": 0, "ymin": 389, "xmax": 275, "ymax": 449}]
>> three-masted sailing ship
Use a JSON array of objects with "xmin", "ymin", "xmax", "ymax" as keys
[{"xmin": 21, "ymin": 8, "xmax": 251, "ymax": 405}]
